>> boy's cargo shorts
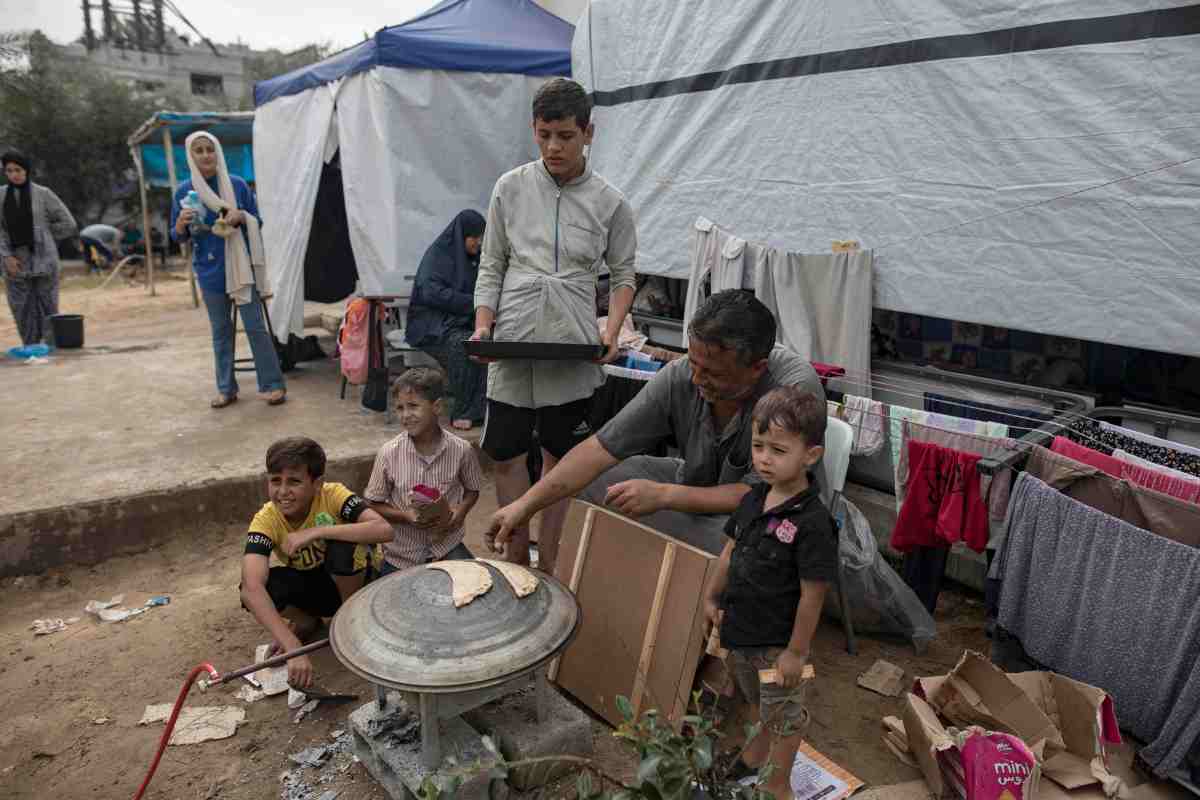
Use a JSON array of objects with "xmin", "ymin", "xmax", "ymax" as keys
[{"xmin": 728, "ymin": 646, "xmax": 811, "ymax": 735}]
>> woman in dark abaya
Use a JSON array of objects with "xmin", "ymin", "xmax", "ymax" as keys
[
  {"xmin": 1, "ymin": 151, "xmax": 77, "ymax": 345},
  {"xmin": 405, "ymin": 210, "xmax": 487, "ymax": 430}
]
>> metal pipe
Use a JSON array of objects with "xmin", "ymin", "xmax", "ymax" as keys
[{"xmin": 202, "ymin": 639, "xmax": 331, "ymax": 687}]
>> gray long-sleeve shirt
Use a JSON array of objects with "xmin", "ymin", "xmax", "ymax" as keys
[
  {"xmin": 0, "ymin": 183, "xmax": 77, "ymax": 276},
  {"xmin": 474, "ymin": 159, "xmax": 637, "ymax": 408}
]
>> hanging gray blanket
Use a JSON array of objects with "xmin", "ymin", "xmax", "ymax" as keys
[{"xmin": 997, "ymin": 471, "xmax": 1200, "ymax": 777}]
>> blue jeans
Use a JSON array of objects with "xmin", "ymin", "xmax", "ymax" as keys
[{"xmin": 202, "ymin": 287, "xmax": 285, "ymax": 396}]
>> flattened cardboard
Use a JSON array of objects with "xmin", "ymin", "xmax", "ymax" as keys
[
  {"xmin": 790, "ymin": 741, "xmax": 864, "ymax": 800},
  {"xmin": 858, "ymin": 659, "xmax": 906, "ymax": 697},
  {"xmin": 552, "ymin": 501, "xmax": 717, "ymax": 725}
]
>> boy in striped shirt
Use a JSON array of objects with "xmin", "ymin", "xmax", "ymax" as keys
[{"xmin": 365, "ymin": 367, "xmax": 483, "ymax": 574}]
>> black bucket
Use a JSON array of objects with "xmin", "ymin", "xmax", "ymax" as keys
[{"xmin": 50, "ymin": 314, "xmax": 84, "ymax": 349}]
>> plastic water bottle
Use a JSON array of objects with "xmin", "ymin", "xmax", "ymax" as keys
[{"xmin": 181, "ymin": 190, "xmax": 205, "ymax": 236}]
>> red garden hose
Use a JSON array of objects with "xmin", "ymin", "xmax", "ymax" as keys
[
  {"xmin": 131, "ymin": 662, "xmax": 220, "ymax": 800},
  {"xmin": 131, "ymin": 641, "xmax": 330, "ymax": 799}
]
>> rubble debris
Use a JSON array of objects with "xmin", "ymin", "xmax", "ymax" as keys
[
  {"xmin": 84, "ymin": 595, "xmax": 124, "ymax": 615},
  {"xmin": 289, "ymin": 745, "xmax": 333, "ymax": 769},
  {"xmin": 288, "ymin": 689, "xmax": 308, "ymax": 710},
  {"xmin": 31, "ymin": 618, "xmax": 78, "ymax": 636},
  {"xmin": 293, "ymin": 699, "xmax": 321, "ymax": 724},
  {"xmin": 857, "ymin": 659, "xmax": 905, "ymax": 697},
  {"xmin": 235, "ymin": 685, "xmax": 266, "ymax": 703},
  {"xmin": 84, "ymin": 595, "xmax": 170, "ymax": 624}
]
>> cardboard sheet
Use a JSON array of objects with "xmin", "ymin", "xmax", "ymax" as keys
[
  {"xmin": 553, "ymin": 501, "xmax": 716, "ymax": 725},
  {"xmin": 858, "ymin": 660, "xmax": 906, "ymax": 697},
  {"xmin": 790, "ymin": 742, "xmax": 864, "ymax": 800}
]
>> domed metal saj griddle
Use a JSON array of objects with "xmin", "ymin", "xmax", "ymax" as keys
[{"xmin": 330, "ymin": 559, "xmax": 581, "ymax": 768}]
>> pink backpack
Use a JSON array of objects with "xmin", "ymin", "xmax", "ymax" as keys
[{"xmin": 339, "ymin": 298, "xmax": 371, "ymax": 385}]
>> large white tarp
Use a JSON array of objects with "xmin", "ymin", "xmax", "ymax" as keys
[
  {"xmin": 574, "ymin": 0, "xmax": 1200, "ymax": 356},
  {"xmin": 255, "ymin": 68, "xmax": 547, "ymax": 340}
]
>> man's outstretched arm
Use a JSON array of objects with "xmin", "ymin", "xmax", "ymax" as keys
[
  {"xmin": 603, "ymin": 480, "xmax": 752, "ymax": 518},
  {"xmin": 489, "ymin": 435, "xmax": 618, "ymax": 550}
]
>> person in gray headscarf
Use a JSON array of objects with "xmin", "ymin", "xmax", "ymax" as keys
[{"xmin": 1, "ymin": 151, "xmax": 77, "ymax": 345}]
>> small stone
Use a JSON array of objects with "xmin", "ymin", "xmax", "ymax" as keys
[{"xmin": 57, "ymin": 575, "xmax": 71, "ymax": 587}]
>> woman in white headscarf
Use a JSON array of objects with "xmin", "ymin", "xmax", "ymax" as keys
[{"xmin": 170, "ymin": 132, "xmax": 285, "ymax": 407}]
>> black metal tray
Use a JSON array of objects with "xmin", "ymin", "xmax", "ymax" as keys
[{"xmin": 463, "ymin": 340, "xmax": 605, "ymax": 361}]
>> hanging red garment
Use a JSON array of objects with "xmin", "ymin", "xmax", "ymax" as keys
[
  {"xmin": 891, "ymin": 439, "xmax": 989, "ymax": 552},
  {"xmin": 1051, "ymin": 436, "xmax": 1123, "ymax": 477}
]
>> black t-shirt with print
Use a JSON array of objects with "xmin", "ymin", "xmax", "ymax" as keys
[{"xmin": 719, "ymin": 479, "xmax": 838, "ymax": 649}]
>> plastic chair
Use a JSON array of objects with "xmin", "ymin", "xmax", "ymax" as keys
[{"xmin": 820, "ymin": 416, "xmax": 857, "ymax": 655}]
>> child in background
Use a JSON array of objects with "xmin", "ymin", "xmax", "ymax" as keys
[
  {"xmin": 703, "ymin": 386, "xmax": 838, "ymax": 800},
  {"xmin": 365, "ymin": 367, "xmax": 483, "ymax": 574}
]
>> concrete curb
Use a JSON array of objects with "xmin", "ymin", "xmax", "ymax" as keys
[{"xmin": 0, "ymin": 454, "xmax": 377, "ymax": 578}]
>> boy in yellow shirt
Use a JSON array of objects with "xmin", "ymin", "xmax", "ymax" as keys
[{"xmin": 240, "ymin": 437, "xmax": 392, "ymax": 688}]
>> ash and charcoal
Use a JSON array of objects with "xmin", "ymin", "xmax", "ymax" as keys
[
  {"xmin": 364, "ymin": 706, "xmax": 422, "ymax": 748},
  {"xmin": 281, "ymin": 730, "xmax": 356, "ymax": 800}
]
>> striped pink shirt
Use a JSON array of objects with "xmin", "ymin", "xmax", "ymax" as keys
[{"xmin": 364, "ymin": 429, "xmax": 483, "ymax": 570}]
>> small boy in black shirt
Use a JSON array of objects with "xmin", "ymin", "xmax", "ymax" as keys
[{"xmin": 704, "ymin": 386, "xmax": 838, "ymax": 800}]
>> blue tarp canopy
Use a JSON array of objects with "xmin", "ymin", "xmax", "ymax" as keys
[
  {"xmin": 127, "ymin": 111, "xmax": 256, "ymax": 189},
  {"xmin": 254, "ymin": 0, "xmax": 573, "ymax": 107}
]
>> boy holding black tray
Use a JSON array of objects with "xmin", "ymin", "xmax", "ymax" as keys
[{"xmin": 470, "ymin": 77, "xmax": 638, "ymax": 571}]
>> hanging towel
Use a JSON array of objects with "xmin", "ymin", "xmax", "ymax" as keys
[
  {"xmin": 891, "ymin": 439, "xmax": 989, "ymax": 553},
  {"xmin": 1050, "ymin": 436, "xmax": 1123, "ymax": 477},
  {"xmin": 843, "ymin": 394, "xmax": 885, "ymax": 456},
  {"xmin": 924, "ymin": 393, "xmax": 1051, "ymax": 438},
  {"xmin": 185, "ymin": 131, "xmax": 268, "ymax": 305},
  {"xmin": 1101, "ymin": 420, "xmax": 1200, "ymax": 458},
  {"xmin": 1064, "ymin": 418, "xmax": 1200, "ymax": 478},
  {"xmin": 1114, "ymin": 453, "xmax": 1200, "ymax": 504},
  {"xmin": 889, "ymin": 405, "xmax": 1009, "ymax": 511},
  {"xmin": 682, "ymin": 217, "xmax": 759, "ymax": 329},
  {"xmin": 753, "ymin": 245, "xmax": 873, "ymax": 398},
  {"xmin": 896, "ymin": 420, "xmax": 1014, "ymax": 542},
  {"xmin": 996, "ymin": 472, "xmax": 1200, "ymax": 777},
  {"xmin": 1025, "ymin": 444, "xmax": 1200, "ymax": 549},
  {"xmin": 1108, "ymin": 450, "xmax": 1200, "ymax": 501}
]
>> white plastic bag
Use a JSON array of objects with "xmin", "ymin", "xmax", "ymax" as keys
[{"xmin": 824, "ymin": 497, "xmax": 936, "ymax": 649}]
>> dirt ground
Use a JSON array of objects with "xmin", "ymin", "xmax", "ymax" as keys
[
  {"xmin": 0, "ymin": 475, "xmax": 997, "ymax": 800},
  {"xmin": 0, "ymin": 266, "xmax": 385, "ymax": 516},
  {"xmin": 0, "ymin": 266, "xmax": 997, "ymax": 799}
]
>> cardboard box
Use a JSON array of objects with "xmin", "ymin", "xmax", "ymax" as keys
[
  {"xmin": 913, "ymin": 651, "xmax": 1123, "ymax": 798},
  {"xmin": 903, "ymin": 693, "xmax": 960, "ymax": 799}
]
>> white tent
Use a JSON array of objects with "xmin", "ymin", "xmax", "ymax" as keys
[
  {"xmin": 574, "ymin": 1, "xmax": 1200, "ymax": 357},
  {"xmin": 253, "ymin": 0, "xmax": 574, "ymax": 341}
]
